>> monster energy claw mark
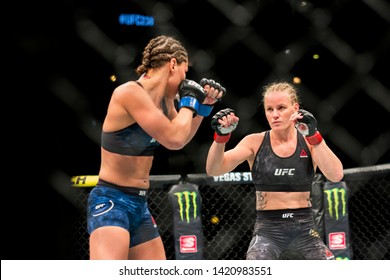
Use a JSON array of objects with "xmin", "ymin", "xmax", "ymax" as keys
[
  {"xmin": 324, "ymin": 188, "xmax": 346, "ymax": 220},
  {"xmin": 174, "ymin": 191, "xmax": 197, "ymax": 223}
]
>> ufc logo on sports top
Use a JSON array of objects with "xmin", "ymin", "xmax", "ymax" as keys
[
  {"xmin": 329, "ymin": 232, "xmax": 346, "ymax": 250},
  {"xmin": 180, "ymin": 235, "xmax": 197, "ymax": 253},
  {"xmin": 282, "ymin": 213, "xmax": 294, "ymax": 218},
  {"xmin": 274, "ymin": 168, "xmax": 295, "ymax": 176}
]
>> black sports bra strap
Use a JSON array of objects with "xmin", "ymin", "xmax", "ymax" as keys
[
  {"xmin": 135, "ymin": 81, "xmax": 144, "ymax": 88},
  {"xmin": 134, "ymin": 80, "xmax": 167, "ymax": 115}
]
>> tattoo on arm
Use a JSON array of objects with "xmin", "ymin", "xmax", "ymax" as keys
[{"xmin": 256, "ymin": 191, "xmax": 267, "ymax": 210}]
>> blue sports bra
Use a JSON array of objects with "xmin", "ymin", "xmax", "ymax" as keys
[{"xmin": 101, "ymin": 81, "xmax": 167, "ymax": 156}]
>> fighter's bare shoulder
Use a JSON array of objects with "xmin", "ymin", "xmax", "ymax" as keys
[{"xmin": 239, "ymin": 132, "xmax": 265, "ymax": 153}]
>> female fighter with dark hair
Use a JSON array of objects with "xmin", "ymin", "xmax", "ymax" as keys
[{"xmin": 87, "ymin": 35, "xmax": 226, "ymax": 260}]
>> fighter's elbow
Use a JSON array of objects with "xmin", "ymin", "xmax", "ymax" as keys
[
  {"xmin": 328, "ymin": 170, "xmax": 344, "ymax": 182},
  {"xmin": 162, "ymin": 138, "xmax": 187, "ymax": 150},
  {"xmin": 206, "ymin": 166, "xmax": 220, "ymax": 177}
]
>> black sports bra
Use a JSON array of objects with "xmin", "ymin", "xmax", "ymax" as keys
[
  {"xmin": 101, "ymin": 81, "xmax": 168, "ymax": 156},
  {"xmin": 251, "ymin": 130, "xmax": 314, "ymax": 192}
]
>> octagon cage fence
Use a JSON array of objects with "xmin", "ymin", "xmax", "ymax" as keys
[{"xmin": 71, "ymin": 164, "xmax": 390, "ymax": 260}]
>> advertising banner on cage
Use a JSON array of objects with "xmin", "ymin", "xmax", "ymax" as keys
[
  {"xmin": 168, "ymin": 183, "xmax": 204, "ymax": 260},
  {"xmin": 323, "ymin": 181, "xmax": 353, "ymax": 260}
]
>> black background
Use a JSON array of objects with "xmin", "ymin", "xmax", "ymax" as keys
[{"xmin": 7, "ymin": 0, "xmax": 390, "ymax": 259}]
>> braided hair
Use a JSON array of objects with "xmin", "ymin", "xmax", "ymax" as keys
[{"xmin": 136, "ymin": 35, "xmax": 188, "ymax": 76}]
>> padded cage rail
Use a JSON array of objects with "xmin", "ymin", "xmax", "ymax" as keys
[{"xmin": 71, "ymin": 164, "xmax": 389, "ymax": 260}]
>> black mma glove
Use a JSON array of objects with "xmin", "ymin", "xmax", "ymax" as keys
[
  {"xmin": 178, "ymin": 79, "xmax": 207, "ymax": 117},
  {"xmin": 295, "ymin": 109, "xmax": 323, "ymax": 145},
  {"xmin": 198, "ymin": 78, "xmax": 227, "ymax": 117},
  {"xmin": 211, "ymin": 108, "xmax": 238, "ymax": 143},
  {"xmin": 200, "ymin": 78, "xmax": 227, "ymax": 101}
]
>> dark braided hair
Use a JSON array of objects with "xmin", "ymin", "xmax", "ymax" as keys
[{"xmin": 135, "ymin": 35, "xmax": 189, "ymax": 76}]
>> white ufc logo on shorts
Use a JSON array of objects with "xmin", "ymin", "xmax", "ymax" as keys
[{"xmin": 282, "ymin": 213, "xmax": 294, "ymax": 218}]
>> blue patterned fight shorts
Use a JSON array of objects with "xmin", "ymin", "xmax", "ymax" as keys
[{"xmin": 87, "ymin": 180, "xmax": 160, "ymax": 247}]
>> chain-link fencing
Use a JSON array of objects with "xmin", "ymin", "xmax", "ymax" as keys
[{"xmin": 72, "ymin": 164, "xmax": 389, "ymax": 260}]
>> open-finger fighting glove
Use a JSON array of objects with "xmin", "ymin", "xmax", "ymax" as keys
[
  {"xmin": 197, "ymin": 78, "xmax": 227, "ymax": 117},
  {"xmin": 200, "ymin": 78, "xmax": 227, "ymax": 101},
  {"xmin": 295, "ymin": 109, "xmax": 323, "ymax": 145},
  {"xmin": 178, "ymin": 79, "xmax": 207, "ymax": 117},
  {"xmin": 211, "ymin": 108, "xmax": 238, "ymax": 143}
]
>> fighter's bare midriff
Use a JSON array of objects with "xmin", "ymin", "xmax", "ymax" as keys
[
  {"xmin": 256, "ymin": 191, "xmax": 311, "ymax": 210},
  {"xmin": 99, "ymin": 148, "xmax": 153, "ymax": 189}
]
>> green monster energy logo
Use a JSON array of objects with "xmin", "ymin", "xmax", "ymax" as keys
[
  {"xmin": 174, "ymin": 191, "xmax": 197, "ymax": 223},
  {"xmin": 324, "ymin": 188, "xmax": 347, "ymax": 220}
]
